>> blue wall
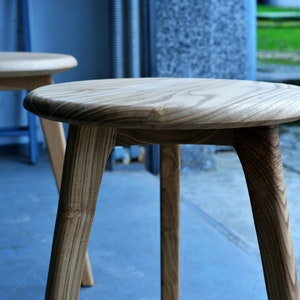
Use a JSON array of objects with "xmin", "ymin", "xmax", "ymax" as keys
[{"xmin": 28, "ymin": 0, "xmax": 112, "ymax": 82}]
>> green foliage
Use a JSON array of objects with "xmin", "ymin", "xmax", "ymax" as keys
[
  {"xmin": 257, "ymin": 5, "xmax": 300, "ymax": 13},
  {"xmin": 257, "ymin": 27, "xmax": 300, "ymax": 52}
]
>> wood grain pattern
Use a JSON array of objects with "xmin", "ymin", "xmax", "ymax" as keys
[
  {"xmin": 233, "ymin": 126, "xmax": 299, "ymax": 300},
  {"xmin": 116, "ymin": 128, "xmax": 234, "ymax": 146},
  {"xmin": 160, "ymin": 144, "xmax": 180, "ymax": 300},
  {"xmin": 24, "ymin": 78, "xmax": 300, "ymax": 129},
  {"xmin": 45, "ymin": 125, "xmax": 116, "ymax": 300},
  {"xmin": 40, "ymin": 117, "xmax": 95, "ymax": 287},
  {"xmin": 0, "ymin": 52, "xmax": 77, "ymax": 77}
]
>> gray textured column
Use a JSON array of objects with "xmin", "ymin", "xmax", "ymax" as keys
[{"xmin": 153, "ymin": 0, "xmax": 250, "ymax": 170}]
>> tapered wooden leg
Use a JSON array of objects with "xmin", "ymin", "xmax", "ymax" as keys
[
  {"xmin": 45, "ymin": 125, "xmax": 116, "ymax": 300},
  {"xmin": 233, "ymin": 126, "xmax": 299, "ymax": 300},
  {"xmin": 40, "ymin": 119, "xmax": 94, "ymax": 287},
  {"xmin": 28, "ymin": 76, "xmax": 94, "ymax": 286},
  {"xmin": 81, "ymin": 252, "xmax": 94, "ymax": 287},
  {"xmin": 39, "ymin": 119, "xmax": 66, "ymax": 191},
  {"xmin": 160, "ymin": 144, "xmax": 180, "ymax": 300}
]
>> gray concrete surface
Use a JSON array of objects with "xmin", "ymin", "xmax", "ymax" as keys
[{"xmin": 1, "ymin": 124, "xmax": 300, "ymax": 299}]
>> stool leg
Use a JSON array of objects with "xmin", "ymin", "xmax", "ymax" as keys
[
  {"xmin": 233, "ymin": 126, "xmax": 299, "ymax": 300},
  {"xmin": 39, "ymin": 119, "xmax": 65, "ymax": 190},
  {"xmin": 160, "ymin": 144, "xmax": 180, "ymax": 300},
  {"xmin": 40, "ymin": 118, "xmax": 94, "ymax": 287},
  {"xmin": 31, "ymin": 74, "xmax": 94, "ymax": 286},
  {"xmin": 28, "ymin": 111, "xmax": 39, "ymax": 164},
  {"xmin": 81, "ymin": 252, "xmax": 94, "ymax": 287},
  {"xmin": 45, "ymin": 125, "xmax": 116, "ymax": 300}
]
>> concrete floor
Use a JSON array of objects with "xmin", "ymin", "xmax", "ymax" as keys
[{"xmin": 1, "ymin": 125, "xmax": 300, "ymax": 299}]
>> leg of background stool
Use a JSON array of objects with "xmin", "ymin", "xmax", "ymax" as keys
[
  {"xmin": 45, "ymin": 125, "xmax": 116, "ymax": 300},
  {"xmin": 233, "ymin": 126, "xmax": 299, "ymax": 300},
  {"xmin": 28, "ymin": 111, "xmax": 39, "ymax": 164},
  {"xmin": 160, "ymin": 144, "xmax": 180, "ymax": 300},
  {"xmin": 40, "ymin": 119, "xmax": 65, "ymax": 190}
]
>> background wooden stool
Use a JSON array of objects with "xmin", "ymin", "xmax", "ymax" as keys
[
  {"xmin": 0, "ymin": 52, "xmax": 93, "ymax": 287},
  {"xmin": 24, "ymin": 78, "xmax": 300, "ymax": 299}
]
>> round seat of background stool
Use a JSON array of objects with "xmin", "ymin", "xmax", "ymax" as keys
[
  {"xmin": 24, "ymin": 77, "xmax": 300, "ymax": 129},
  {"xmin": 0, "ymin": 52, "xmax": 77, "ymax": 77}
]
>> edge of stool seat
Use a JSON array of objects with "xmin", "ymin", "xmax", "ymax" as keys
[
  {"xmin": 0, "ymin": 52, "xmax": 78, "ymax": 77},
  {"xmin": 23, "ymin": 77, "xmax": 300, "ymax": 130}
]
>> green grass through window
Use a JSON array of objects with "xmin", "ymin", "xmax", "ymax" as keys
[{"xmin": 257, "ymin": 5, "xmax": 300, "ymax": 65}]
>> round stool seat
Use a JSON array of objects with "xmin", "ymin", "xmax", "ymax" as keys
[
  {"xmin": 23, "ymin": 77, "xmax": 300, "ymax": 299},
  {"xmin": 24, "ymin": 77, "xmax": 300, "ymax": 129},
  {"xmin": 0, "ymin": 52, "xmax": 77, "ymax": 77}
]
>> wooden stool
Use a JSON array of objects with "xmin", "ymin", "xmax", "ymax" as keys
[
  {"xmin": 0, "ymin": 52, "xmax": 93, "ymax": 287},
  {"xmin": 24, "ymin": 78, "xmax": 300, "ymax": 299},
  {"xmin": 0, "ymin": 52, "xmax": 75, "ymax": 163}
]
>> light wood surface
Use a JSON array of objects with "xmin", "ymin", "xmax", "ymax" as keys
[
  {"xmin": 23, "ymin": 77, "xmax": 300, "ymax": 299},
  {"xmin": 0, "ymin": 52, "xmax": 77, "ymax": 77},
  {"xmin": 24, "ymin": 77, "xmax": 300, "ymax": 129},
  {"xmin": 160, "ymin": 144, "xmax": 180, "ymax": 300},
  {"xmin": 233, "ymin": 126, "xmax": 299, "ymax": 299},
  {"xmin": 0, "ymin": 52, "xmax": 93, "ymax": 287},
  {"xmin": 45, "ymin": 125, "xmax": 116, "ymax": 300}
]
